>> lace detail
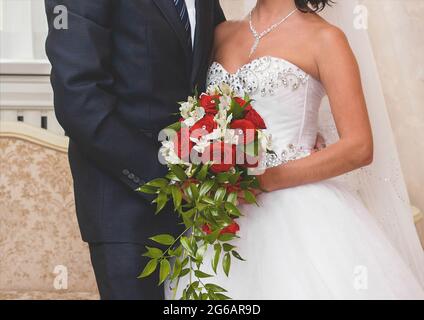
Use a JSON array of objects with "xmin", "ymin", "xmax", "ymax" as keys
[
  {"xmin": 207, "ymin": 56, "xmax": 309, "ymax": 97},
  {"xmin": 264, "ymin": 143, "xmax": 311, "ymax": 168}
]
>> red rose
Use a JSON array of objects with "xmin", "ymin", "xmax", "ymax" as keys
[
  {"xmin": 230, "ymin": 119, "xmax": 257, "ymax": 144},
  {"xmin": 190, "ymin": 114, "xmax": 217, "ymax": 140},
  {"xmin": 202, "ymin": 141, "xmax": 236, "ymax": 174},
  {"xmin": 174, "ymin": 128, "xmax": 193, "ymax": 161},
  {"xmin": 221, "ymin": 221, "xmax": 240, "ymax": 235},
  {"xmin": 245, "ymin": 109, "xmax": 266, "ymax": 129},
  {"xmin": 200, "ymin": 94, "xmax": 220, "ymax": 115},
  {"xmin": 202, "ymin": 224, "xmax": 212, "ymax": 234},
  {"xmin": 202, "ymin": 221, "xmax": 240, "ymax": 235}
]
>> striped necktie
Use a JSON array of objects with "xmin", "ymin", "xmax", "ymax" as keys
[{"xmin": 173, "ymin": 0, "xmax": 192, "ymax": 48}]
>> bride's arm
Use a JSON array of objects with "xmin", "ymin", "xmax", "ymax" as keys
[{"xmin": 258, "ymin": 26, "xmax": 373, "ymax": 192}]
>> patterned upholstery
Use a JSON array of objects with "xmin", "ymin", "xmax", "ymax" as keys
[{"xmin": 0, "ymin": 137, "xmax": 99, "ymax": 300}]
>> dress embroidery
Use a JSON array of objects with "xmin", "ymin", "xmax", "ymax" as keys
[{"xmin": 207, "ymin": 56, "xmax": 309, "ymax": 97}]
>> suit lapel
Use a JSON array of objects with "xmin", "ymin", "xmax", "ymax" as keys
[
  {"xmin": 152, "ymin": 0, "xmax": 192, "ymax": 61},
  {"xmin": 191, "ymin": 0, "xmax": 213, "ymax": 86}
]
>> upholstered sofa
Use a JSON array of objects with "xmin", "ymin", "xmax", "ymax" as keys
[{"xmin": 0, "ymin": 122, "xmax": 99, "ymax": 300}]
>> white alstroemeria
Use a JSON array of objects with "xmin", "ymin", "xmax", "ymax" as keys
[
  {"xmin": 160, "ymin": 141, "xmax": 182, "ymax": 165},
  {"xmin": 185, "ymin": 163, "xmax": 194, "ymax": 177},
  {"xmin": 206, "ymin": 85, "xmax": 219, "ymax": 95},
  {"xmin": 258, "ymin": 130, "xmax": 273, "ymax": 152},
  {"xmin": 183, "ymin": 117, "xmax": 196, "ymax": 127},
  {"xmin": 191, "ymin": 136, "xmax": 211, "ymax": 154},
  {"xmin": 224, "ymin": 129, "xmax": 239, "ymax": 145},
  {"xmin": 183, "ymin": 106, "xmax": 205, "ymax": 128},
  {"xmin": 219, "ymin": 95, "xmax": 232, "ymax": 112},
  {"xmin": 179, "ymin": 96, "xmax": 196, "ymax": 119},
  {"xmin": 219, "ymin": 83, "xmax": 232, "ymax": 96},
  {"xmin": 204, "ymin": 129, "xmax": 223, "ymax": 141}
]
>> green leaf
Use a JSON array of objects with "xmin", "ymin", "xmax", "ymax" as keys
[
  {"xmin": 166, "ymin": 121, "xmax": 182, "ymax": 132},
  {"xmin": 232, "ymin": 250, "xmax": 246, "ymax": 261},
  {"xmin": 214, "ymin": 293, "xmax": 231, "ymax": 300},
  {"xmin": 243, "ymin": 190, "xmax": 257, "ymax": 204},
  {"xmin": 180, "ymin": 268, "xmax": 191, "ymax": 277},
  {"xmin": 169, "ymin": 245, "xmax": 182, "ymax": 257},
  {"xmin": 143, "ymin": 246, "xmax": 163, "ymax": 259},
  {"xmin": 214, "ymin": 187, "xmax": 227, "ymax": 203},
  {"xmin": 155, "ymin": 191, "xmax": 168, "ymax": 214},
  {"xmin": 170, "ymin": 258, "xmax": 182, "ymax": 281},
  {"xmin": 138, "ymin": 259, "xmax": 158, "ymax": 278},
  {"xmin": 201, "ymin": 196, "xmax": 216, "ymax": 205},
  {"xmin": 199, "ymin": 180, "xmax": 215, "ymax": 197},
  {"xmin": 136, "ymin": 185, "xmax": 158, "ymax": 195},
  {"xmin": 196, "ymin": 244, "xmax": 208, "ymax": 262},
  {"xmin": 212, "ymin": 243, "xmax": 222, "ymax": 274},
  {"xmin": 204, "ymin": 283, "xmax": 228, "ymax": 293},
  {"xmin": 194, "ymin": 270, "xmax": 213, "ymax": 278},
  {"xmin": 225, "ymin": 202, "xmax": 242, "ymax": 217},
  {"xmin": 218, "ymin": 233, "xmax": 238, "ymax": 242},
  {"xmin": 216, "ymin": 173, "xmax": 230, "ymax": 184},
  {"xmin": 226, "ymin": 192, "xmax": 238, "ymax": 205},
  {"xmin": 171, "ymin": 185, "xmax": 183, "ymax": 209},
  {"xmin": 180, "ymin": 236, "xmax": 194, "ymax": 256},
  {"xmin": 223, "ymin": 253, "xmax": 231, "ymax": 277},
  {"xmin": 146, "ymin": 178, "xmax": 169, "ymax": 188},
  {"xmin": 159, "ymin": 259, "xmax": 171, "ymax": 285},
  {"xmin": 228, "ymin": 172, "xmax": 241, "ymax": 185},
  {"xmin": 223, "ymin": 244, "xmax": 235, "ymax": 252},
  {"xmin": 205, "ymin": 229, "xmax": 221, "ymax": 244},
  {"xmin": 170, "ymin": 165, "xmax": 188, "ymax": 181},
  {"xmin": 149, "ymin": 234, "xmax": 175, "ymax": 246},
  {"xmin": 196, "ymin": 164, "xmax": 209, "ymax": 181},
  {"xmin": 190, "ymin": 183, "xmax": 199, "ymax": 200}
]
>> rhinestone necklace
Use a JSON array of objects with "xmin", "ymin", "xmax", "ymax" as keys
[{"xmin": 248, "ymin": 8, "xmax": 298, "ymax": 57}]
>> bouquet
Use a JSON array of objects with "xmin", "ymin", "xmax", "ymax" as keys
[{"xmin": 137, "ymin": 83, "xmax": 272, "ymax": 300}]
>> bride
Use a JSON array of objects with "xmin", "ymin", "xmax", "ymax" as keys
[{"xmin": 169, "ymin": 0, "xmax": 424, "ymax": 299}]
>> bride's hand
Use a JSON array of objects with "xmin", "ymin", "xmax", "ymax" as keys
[{"xmin": 256, "ymin": 167, "xmax": 281, "ymax": 193}]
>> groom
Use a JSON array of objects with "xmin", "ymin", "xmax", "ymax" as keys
[{"xmin": 45, "ymin": 0, "xmax": 225, "ymax": 300}]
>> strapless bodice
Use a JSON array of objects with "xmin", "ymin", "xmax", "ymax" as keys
[{"xmin": 207, "ymin": 56, "xmax": 326, "ymax": 165}]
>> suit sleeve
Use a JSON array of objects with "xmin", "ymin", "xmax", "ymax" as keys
[
  {"xmin": 45, "ymin": 0, "xmax": 162, "ymax": 200},
  {"xmin": 214, "ymin": 0, "xmax": 226, "ymax": 26}
]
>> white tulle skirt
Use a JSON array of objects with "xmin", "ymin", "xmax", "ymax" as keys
[{"xmin": 168, "ymin": 179, "xmax": 424, "ymax": 300}]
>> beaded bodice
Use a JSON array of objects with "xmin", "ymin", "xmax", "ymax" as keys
[{"xmin": 207, "ymin": 56, "xmax": 326, "ymax": 167}]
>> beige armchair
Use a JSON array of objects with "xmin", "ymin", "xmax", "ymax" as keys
[{"xmin": 0, "ymin": 122, "xmax": 99, "ymax": 300}]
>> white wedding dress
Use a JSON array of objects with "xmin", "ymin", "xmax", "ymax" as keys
[{"xmin": 171, "ymin": 56, "xmax": 424, "ymax": 300}]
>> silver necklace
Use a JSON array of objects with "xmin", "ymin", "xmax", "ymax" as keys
[{"xmin": 249, "ymin": 8, "xmax": 298, "ymax": 57}]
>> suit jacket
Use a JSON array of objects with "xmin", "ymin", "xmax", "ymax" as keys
[{"xmin": 45, "ymin": 0, "xmax": 225, "ymax": 243}]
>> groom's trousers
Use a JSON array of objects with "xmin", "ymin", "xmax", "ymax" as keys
[{"xmin": 88, "ymin": 243, "xmax": 163, "ymax": 300}]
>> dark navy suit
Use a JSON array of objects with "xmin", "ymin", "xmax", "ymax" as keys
[{"xmin": 45, "ymin": 0, "xmax": 225, "ymax": 299}]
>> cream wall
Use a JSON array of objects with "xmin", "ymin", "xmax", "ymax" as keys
[{"xmin": 220, "ymin": 0, "xmax": 424, "ymax": 211}]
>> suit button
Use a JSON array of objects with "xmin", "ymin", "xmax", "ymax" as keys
[
  {"xmin": 128, "ymin": 173, "xmax": 135, "ymax": 180},
  {"xmin": 134, "ymin": 177, "xmax": 140, "ymax": 184},
  {"xmin": 122, "ymin": 169, "xmax": 130, "ymax": 176}
]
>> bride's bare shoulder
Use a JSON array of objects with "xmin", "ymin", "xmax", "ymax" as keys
[
  {"xmin": 302, "ymin": 14, "xmax": 349, "ymax": 51},
  {"xmin": 214, "ymin": 20, "xmax": 245, "ymax": 44}
]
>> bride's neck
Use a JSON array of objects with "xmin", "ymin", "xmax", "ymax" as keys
[{"xmin": 255, "ymin": 0, "xmax": 297, "ymax": 22}]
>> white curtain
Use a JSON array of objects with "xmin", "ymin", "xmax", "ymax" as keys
[{"xmin": 0, "ymin": 0, "xmax": 47, "ymax": 61}]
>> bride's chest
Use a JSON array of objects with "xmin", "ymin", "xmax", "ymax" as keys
[{"xmin": 207, "ymin": 56, "xmax": 310, "ymax": 98}]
